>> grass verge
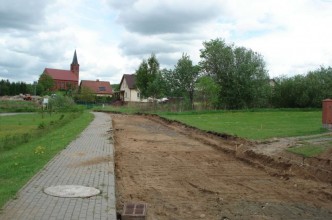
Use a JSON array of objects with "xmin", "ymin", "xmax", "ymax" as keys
[
  {"xmin": 0, "ymin": 112, "xmax": 81, "ymax": 151},
  {"xmin": 0, "ymin": 111, "xmax": 93, "ymax": 208},
  {"xmin": 94, "ymin": 106, "xmax": 325, "ymax": 140},
  {"xmin": 159, "ymin": 109, "xmax": 325, "ymax": 140}
]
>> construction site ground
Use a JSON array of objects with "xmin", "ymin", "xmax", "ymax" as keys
[{"xmin": 112, "ymin": 114, "xmax": 332, "ymax": 220}]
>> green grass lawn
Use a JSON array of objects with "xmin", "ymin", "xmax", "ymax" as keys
[
  {"xmin": 0, "ymin": 112, "xmax": 85, "ymax": 151},
  {"xmin": 0, "ymin": 113, "xmax": 64, "ymax": 138},
  {"xmin": 0, "ymin": 111, "xmax": 93, "ymax": 208},
  {"xmin": 0, "ymin": 100, "xmax": 39, "ymax": 113},
  {"xmin": 159, "ymin": 110, "xmax": 325, "ymax": 140}
]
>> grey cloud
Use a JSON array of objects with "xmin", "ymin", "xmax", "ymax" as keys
[
  {"xmin": 0, "ymin": 63, "xmax": 41, "ymax": 83},
  {"xmin": 119, "ymin": 37, "xmax": 178, "ymax": 56},
  {"xmin": 157, "ymin": 53, "xmax": 179, "ymax": 68},
  {"xmin": 116, "ymin": 2, "xmax": 222, "ymax": 35},
  {"xmin": 0, "ymin": 0, "xmax": 48, "ymax": 30},
  {"xmin": 106, "ymin": 0, "xmax": 138, "ymax": 10}
]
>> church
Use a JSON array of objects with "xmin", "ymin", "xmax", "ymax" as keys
[
  {"xmin": 43, "ymin": 50, "xmax": 80, "ymax": 91},
  {"xmin": 42, "ymin": 50, "xmax": 113, "ymax": 97}
]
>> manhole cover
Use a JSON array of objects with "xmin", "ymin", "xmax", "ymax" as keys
[{"xmin": 44, "ymin": 185, "xmax": 100, "ymax": 198}]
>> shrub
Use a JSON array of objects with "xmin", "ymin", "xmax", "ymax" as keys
[{"xmin": 38, "ymin": 122, "xmax": 46, "ymax": 129}]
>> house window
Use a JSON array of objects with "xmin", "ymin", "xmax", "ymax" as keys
[
  {"xmin": 99, "ymin": 86, "xmax": 106, "ymax": 91},
  {"xmin": 137, "ymin": 93, "xmax": 140, "ymax": 98},
  {"xmin": 125, "ymin": 92, "xmax": 127, "ymax": 98}
]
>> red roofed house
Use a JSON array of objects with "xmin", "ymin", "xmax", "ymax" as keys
[
  {"xmin": 80, "ymin": 79, "xmax": 113, "ymax": 97},
  {"xmin": 43, "ymin": 50, "xmax": 79, "ymax": 91}
]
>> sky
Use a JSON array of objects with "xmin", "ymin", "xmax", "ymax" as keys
[{"xmin": 1, "ymin": 0, "xmax": 332, "ymax": 84}]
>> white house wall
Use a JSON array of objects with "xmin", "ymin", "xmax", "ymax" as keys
[{"xmin": 120, "ymin": 78, "xmax": 148, "ymax": 102}]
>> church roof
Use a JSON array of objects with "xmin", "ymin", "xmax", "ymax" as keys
[
  {"xmin": 80, "ymin": 80, "xmax": 113, "ymax": 94},
  {"xmin": 120, "ymin": 74, "xmax": 136, "ymax": 89},
  {"xmin": 44, "ymin": 68, "xmax": 78, "ymax": 81},
  {"xmin": 72, "ymin": 50, "xmax": 78, "ymax": 65}
]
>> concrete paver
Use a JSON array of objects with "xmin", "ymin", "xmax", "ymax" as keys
[{"xmin": 0, "ymin": 112, "xmax": 116, "ymax": 220}]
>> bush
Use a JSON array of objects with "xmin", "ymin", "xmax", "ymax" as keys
[
  {"xmin": 38, "ymin": 122, "xmax": 46, "ymax": 129},
  {"xmin": 48, "ymin": 95, "xmax": 81, "ymax": 112}
]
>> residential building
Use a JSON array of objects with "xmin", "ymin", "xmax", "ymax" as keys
[
  {"xmin": 119, "ymin": 74, "xmax": 147, "ymax": 102},
  {"xmin": 80, "ymin": 79, "xmax": 113, "ymax": 97}
]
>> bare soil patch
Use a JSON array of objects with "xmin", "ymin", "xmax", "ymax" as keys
[
  {"xmin": 113, "ymin": 114, "xmax": 332, "ymax": 219},
  {"xmin": 68, "ymin": 156, "xmax": 112, "ymax": 168}
]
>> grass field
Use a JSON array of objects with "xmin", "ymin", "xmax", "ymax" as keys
[
  {"xmin": 0, "ymin": 111, "xmax": 93, "ymax": 208},
  {"xmin": 0, "ymin": 113, "xmax": 65, "ymax": 138},
  {"xmin": 159, "ymin": 109, "xmax": 325, "ymax": 140},
  {"xmin": 0, "ymin": 100, "xmax": 39, "ymax": 113},
  {"xmin": 0, "ymin": 112, "xmax": 83, "ymax": 151}
]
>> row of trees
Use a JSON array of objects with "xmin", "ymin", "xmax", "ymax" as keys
[
  {"xmin": 136, "ymin": 38, "xmax": 270, "ymax": 109},
  {"xmin": 0, "ymin": 80, "xmax": 36, "ymax": 96},
  {"xmin": 0, "ymin": 73, "xmax": 55, "ymax": 96},
  {"xmin": 135, "ymin": 38, "xmax": 331, "ymax": 109},
  {"xmin": 271, "ymin": 67, "xmax": 332, "ymax": 108}
]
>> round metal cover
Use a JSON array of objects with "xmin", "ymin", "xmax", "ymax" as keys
[{"xmin": 44, "ymin": 185, "xmax": 100, "ymax": 198}]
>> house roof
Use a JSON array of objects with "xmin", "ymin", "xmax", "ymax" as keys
[
  {"xmin": 120, "ymin": 74, "xmax": 136, "ymax": 89},
  {"xmin": 80, "ymin": 80, "xmax": 113, "ymax": 94},
  {"xmin": 44, "ymin": 68, "xmax": 78, "ymax": 81}
]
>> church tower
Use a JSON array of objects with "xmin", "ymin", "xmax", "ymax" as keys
[{"xmin": 70, "ymin": 50, "xmax": 79, "ymax": 79}]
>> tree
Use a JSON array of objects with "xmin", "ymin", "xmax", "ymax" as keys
[
  {"xmin": 38, "ymin": 73, "xmax": 54, "ymax": 94},
  {"xmin": 271, "ymin": 66, "xmax": 332, "ymax": 108},
  {"xmin": 111, "ymin": 84, "xmax": 120, "ymax": 92},
  {"xmin": 136, "ymin": 54, "xmax": 163, "ymax": 100},
  {"xmin": 0, "ymin": 80, "xmax": 10, "ymax": 95},
  {"xmin": 200, "ymin": 38, "xmax": 270, "ymax": 109},
  {"xmin": 195, "ymin": 75, "xmax": 219, "ymax": 109},
  {"xmin": 77, "ymin": 86, "xmax": 95, "ymax": 103},
  {"xmin": 160, "ymin": 68, "xmax": 182, "ymax": 97},
  {"xmin": 172, "ymin": 53, "xmax": 200, "ymax": 109}
]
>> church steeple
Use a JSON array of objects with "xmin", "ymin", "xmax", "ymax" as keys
[
  {"xmin": 70, "ymin": 50, "xmax": 79, "ymax": 79},
  {"xmin": 72, "ymin": 50, "xmax": 78, "ymax": 65}
]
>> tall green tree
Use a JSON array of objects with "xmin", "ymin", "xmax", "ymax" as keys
[
  {"xmin": 136, "ymin": 54, "xmax": 163, "ymax": 100},
  {"xmin": 0, "ymin": 80, "xmax": 10, "ymax": 95},
  {"xmin": 200, "ymin": 38, "xmax": 270, "ymax": 109},
  {"xmin": 38, "ymin": 73, "xmax": 54, "ymax": 94},
  {"xmin": 160, "ymin": 68, "xmax": 182, "ymax": 97},
  {"xmin": 173, "ymin": 53, "xmax": 200, "ymax": 109},
  {"xmin": 195, "ymin": 75, "xmax": 219, "ymax": 109}
]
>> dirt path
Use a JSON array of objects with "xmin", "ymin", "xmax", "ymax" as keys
[{"xmin": 113, "ymin": 114, "xmax": 332, "ymax": 220}]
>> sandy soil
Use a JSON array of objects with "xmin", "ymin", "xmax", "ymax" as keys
[{"xmin": 112, "ymin": 114, "xmax": 332, "ymax": 220}]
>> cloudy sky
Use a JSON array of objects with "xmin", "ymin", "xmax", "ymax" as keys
[{"xmin": 1, "ymin": 0, "xmax": 332, "ymax": 84}]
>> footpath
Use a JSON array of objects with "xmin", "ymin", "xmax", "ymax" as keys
[{"xmin": 0, "ymin": 112, "xmax": 116, "ymax": 220}]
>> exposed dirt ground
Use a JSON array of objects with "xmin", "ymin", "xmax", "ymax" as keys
[{"xmin": 112, "ymin": 114, "xmax": 332, "ymax": 220}]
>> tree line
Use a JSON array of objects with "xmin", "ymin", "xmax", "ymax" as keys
[
  {"xmin": 0, "ymin": 80, "xmax": 35, "ymax": 96},
  {"xmin": 271, "ymin": 66, "xmax": 332, "ymax": 108},
  {"xmin": 135, "ymin": 38, "xmax": 332, "ymax": 109}
]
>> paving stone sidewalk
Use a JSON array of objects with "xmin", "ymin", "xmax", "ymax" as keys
[{"xmin": 0, "ymin": 112, "xmax": 116, "ymax": 220}]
